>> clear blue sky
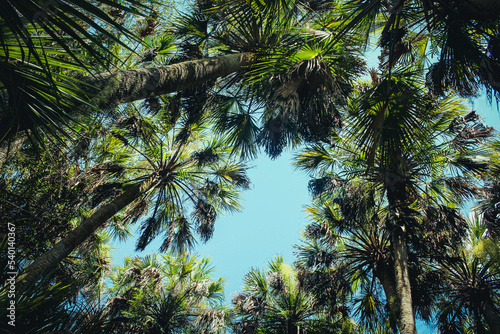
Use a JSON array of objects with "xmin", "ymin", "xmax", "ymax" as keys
[{"xmin": 110, "ymin": 149, "xmax": 311, "ymax": 298}]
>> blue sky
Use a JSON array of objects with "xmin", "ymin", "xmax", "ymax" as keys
[
  {"xmin": 110, "ymin": 148, "xmax": 311, "ymax": 298},
  {"xmin": 110, "ymin": 92, "xmax": 500, "ymax": 289}
]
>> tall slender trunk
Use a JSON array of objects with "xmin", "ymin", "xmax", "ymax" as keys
[
  {"xmin": 17, "ymin": 181, "xmax": 146, "ymax": 289},
  {"xmin": 376, "ymin": 264, "xmax": 399, "ymax": 331},
  {"xmin": 392, "ymin": 226, "xmax": 416, "ymax": 334},
  {"xmin": 480, "ymin": 297, "xmax": 500, "ymax": 334},
  {"xmin": 386, "ymin": 178, "xmax": 417, "ymax": 334},
  {"xmin": 82, "ymin": 52, "xmax": 254, "ymax": 109}
]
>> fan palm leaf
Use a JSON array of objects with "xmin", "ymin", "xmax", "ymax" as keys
[{"xmin": 0, "ymin": 0, "xmax": 148, "ymax": 143}]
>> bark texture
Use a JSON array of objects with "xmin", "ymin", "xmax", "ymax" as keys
[
  {"xmin": 18, "ymin": 182, "xmax": 145, "ymax": 289},
  {"xmin": 83, "ymin": 52, "xmax": 254, "ymax": 109},
  {"xmin": 376, "ymin": 264, "xmax": 399, "ymax": 330},
  {"xmin": 392, "ymin": 227, "xmax": 417, "ymax": 334},
  {"xmin": 386, "ymin": 175, "xmax": 417, "ymax": 334}
]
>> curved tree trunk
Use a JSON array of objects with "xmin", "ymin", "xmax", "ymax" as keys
[
  {"xmin": 16, "ymin": 53, "xmax": 254, "ymax": 289},
  {"xmin": 82, "ymin": 52, "xmax": 254, "ymax": 109},
  {"xmin": 0, "ymin": 52, "xmax": 254, "ymax": 163},
  {"xmin": 17, "ymin": 181, "xmax": 146, "ymax": 289},
  {"xmin": 392, "ymin": 226, "xmax": 417, "ymax": 334}
]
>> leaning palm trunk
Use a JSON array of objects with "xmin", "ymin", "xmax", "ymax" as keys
[
  {"xmin": 17, "ymin": 181, "xmax": 147, "ymax": 289},
  {"xmin": 82, "ymin": 52, "xmax": 254, "ymax": 109},
  {"xmin": 16, "ymin": 53, "xmax": 254, "ymax": 289},
  {"xmin": 0, "ymin": 52, "xmax": 254, "ymax": 156}
]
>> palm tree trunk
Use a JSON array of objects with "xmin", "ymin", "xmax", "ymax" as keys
[
  {"xmin": 392, "ymin": 226, "xmax": 417, "ymax": 334},
  {"xmin": 17, "ymin": 181, "xmax": 146, "ymax": 289},
  {"xmin": 82, "ymin": 52, "xmax": 254, "ymax": 109},
  {"xmin": 0, "ymin": 53, "xmax": 255, "ymax": 174},
  {"xmin": 376, "ymin": 265, "xmax": 399, "ymax": 331},
  {"xmin": 386, "ymin": 175, "xmax": 417, "ymax": 334},
  {"xmin": 480, "ymin": 297, "xmax": 500, "ymax": 334}
]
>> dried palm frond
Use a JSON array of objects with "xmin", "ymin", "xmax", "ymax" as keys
[
  {"xmin": 143, "ymin": 96, "xmax": 163, "ymax": 115},
  {"xmin": 122, "ymin": 199, "xmax": 148, "ymax": 225},
  {"xmin": 106, "ymin": 296, "xmax": 129, "ymax": 318},
  {"xmin": 116, "ymin": 116, "xmax": 142, "ymax": 138},
  {"xmin": 136, "ymin": 217, "xmax": 161, "ymax": 251},
  {"xmin": 137, "ymin": 8, "xmax": 159, "ymax": 37},
  {"xmin": 270, "ymin": 56, "xmax": 348, "ymax": 143},
  {"xmin": 203, "ymin": 180, "xmax": 221, "ymax": 197},
  {"xmin": 171, "ymin": 217, "xmax": 195, "ymax": 253},
  {"xmin": 193, "ymin": 309, "xmax": 226, "ymax": 334},
  {"xmin": 90, "ymin": 162, "xmax": 125, "ymax": 177},
  {"xmin": 266, "ymin": 272, "xmax": 287, "ymax": 294},
  {"xmin": 444, "ymin": 176, "xmax": 483, "ymax": 200},
  {"xmin": 137, "ymin": 46, "xmax": 159, "ymax": 63},
  {"xmin": 307, "ymin": 176, "xmax": 339, "ymax": 197},
  {"xmin": 159, "ymin": 222, "xmax": 176, "ymax": 252},
  {"xmin": 235, "ymin": 294, "xmax": 264, "ymax": 315},
  {"xmin": 192, "ymin": 148, "xmax": 220, "ymax": 167},
  {"xmin": 90, "ymin": 182, "xmax": 122, "ymax": 207},
  {"xmin": 194, "ymin": 200, "xmax": 217, "ymax": 242},
  {"xmin": 141, "ymin": 266, "xmax": 162, "ymax": 287},
  {"xmin": 257, "ymin": 116, "xmax": 291, "ymax": 158},
  {"xmin": 413, "ymin": 205, "xmax": 468, "ymax": 254},
  {"xmin": 124, "ymin": 267, "xmax": 142, "ymax": 281},
  {"xmin": 192, "ymin": 279, "xmax": 211, "ymax": 297}
]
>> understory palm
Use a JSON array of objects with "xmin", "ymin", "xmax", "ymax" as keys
[
  {"xmin": 105, "ymin": 253, "xmax": 226, "ymax": 333},
  {"xmin": 230, "ymin": 256, "xmax": 356, "ymax": 333},
  {"xmin": 434, "ymin": 249, "xmax": 500, "ymax": 334}
]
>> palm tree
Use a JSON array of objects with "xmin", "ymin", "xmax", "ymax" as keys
[
  {"xmin": 300, "ymin": 191, "xmax": 397, "ymax": 330},
  {"xmin": 2, "ymin": 0, "xmax": 367, "ymax": 159},
  {"xmin": 331, "ymin": 0, "xmax": 500, "ymax": 99},
  {"xmin": 429, "ymin": 212, "xmax": 500, "ymax": 334},
  {"xmin": 104, "ymin": 253, "xmax": 226, "ymax": 333},
  {"xmin": 0, "ymin": 226, "xmax": 113, "ymax": 334},
  {"xmin": 14, "ymin": 0, "xmax": 366, "ymax": 288},
  {"xmin": 18, "ymin": 114, "xmax": 250, "ymax": 289},
  {"xmin": 296, "ymin": 176, "xmax": 473, "ymax": 331},
  {"xmin": 294, "ymin": 69, "xmax": 496, "ymax": 334},
  {"xmin": 230, "ymin": 256, "xmax": 356, "ymax": 333},
  {"xmin": 0, "ymin": 0, "xmax": 149, "ymax": 143},
  {"xmin": 433, "ymin": 248, "xmax": 500, "ymax": 334}
]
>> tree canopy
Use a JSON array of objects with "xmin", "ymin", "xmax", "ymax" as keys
[{"xmin": 1, "ymin": 0, "xmax": 500, "ymax": 333}]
